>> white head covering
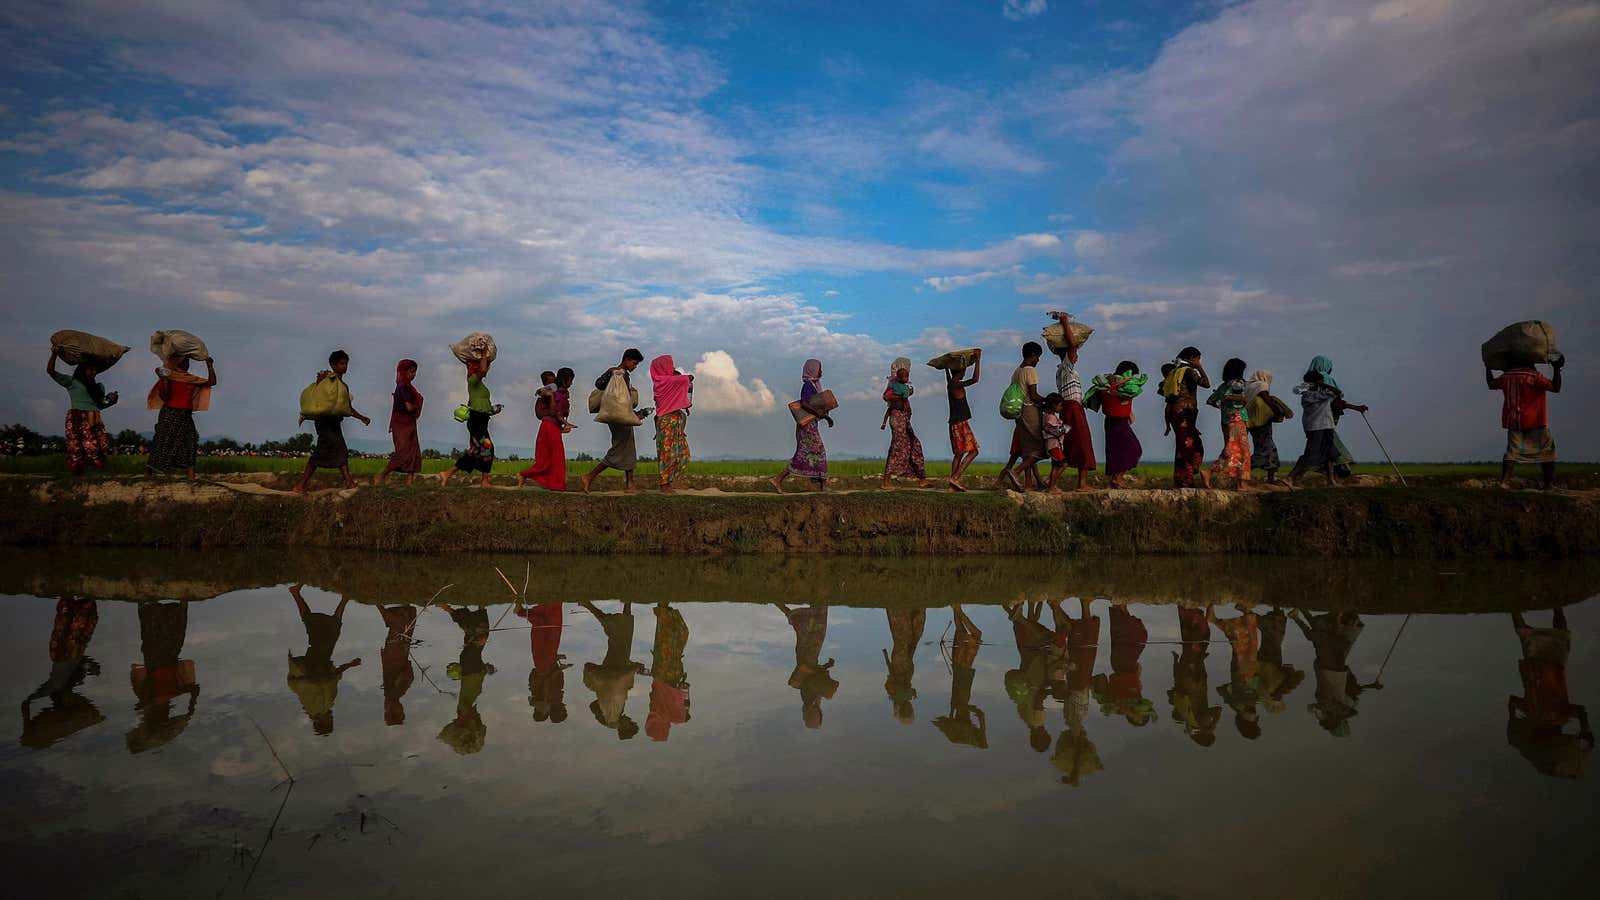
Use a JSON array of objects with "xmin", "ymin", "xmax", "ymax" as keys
[
  {"xmin": 889, "ymin": 357, "xmax": 912, "ymax": 379},
  {"xmin": 1244, "ymin": 369, "xmax": 1273, "ymax": 407}
]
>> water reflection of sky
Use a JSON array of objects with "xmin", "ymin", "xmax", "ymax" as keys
[{"xmin": 2, "ymin": 567, "xmax": 1597, "ymax": 898}]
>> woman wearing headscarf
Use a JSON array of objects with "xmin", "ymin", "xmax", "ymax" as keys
[
  {"xmin": 146, "ymin": 354, "xmax": 216, "ymax": 480},
  {"xmin": 438, "ymin": 357, "xmax": 501, "ymax": 488},
  {"xmin": 650, "ymin": 355, "xmax": 694, "ymax": 493},
  {"xmin": 1243, "ymin": 369, "xmax": 1290, "ymax": 484},
  {"xmin": 375, "ymin": 359, "xmax": 423, "ymax": 485},
  {"xmin": 46, "ymin": 349, "xmax": 119, "ymax": 476},
  {"xmin": 771, "ymin": 358, "xmax": 833, "ymax": 493},
  {"xmin": 1206, "ymin": 357, "xmax": 1253, "ymax": 490},
  {"xmin": 518, "ymin": 367, "xmax": 575, "ymax": 491},
  {"xmin": 1284, "ymin": 355, "xmax": 1368, "ymax": 489},
  {"xmin": 880, "ymin": 357, "xmax": 929, "ymax": 490},
  {"xmin": 1158, "ymin": 347, "xmax": 1211, "ymax": 488}
]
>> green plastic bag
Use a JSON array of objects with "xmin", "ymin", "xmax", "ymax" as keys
[
  {"xmin": 298, "ymin": 375, "xmax": 354, "ymax": 423},
  {"xmin": 999, "ymin": 382, "xmax": 1025, "ymax": 420}
]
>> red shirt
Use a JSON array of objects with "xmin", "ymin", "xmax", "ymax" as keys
[
  {"xmin": 1490, "ymin": 370, "xmax": 1554, "ymax": 430},
  {"xmin": 163, "ymin": 378, "xmax": 199, "ymax": 410}
]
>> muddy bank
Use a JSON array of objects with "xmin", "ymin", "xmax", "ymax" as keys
[
  {"xmin": 2, "ymin": 547, "xmax": 1595, "ymax": 613},
  {"xmin": 2, "ymin": 476, "xmax": 1595, "ymax": 559}
]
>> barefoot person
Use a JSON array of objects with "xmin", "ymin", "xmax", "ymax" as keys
[
  {"xmin": 1487, "ymin": 355, "xmax": 1562, "ymax": 490},
  {"xmin": 1048, "ymin": 311, "xmax": 1096, "ymax": 492},
  {"xmin": 518, "ymin": 367, "xmax": 575, "ymax": 490},
  {"xmin": 650, "ymin": 355, "xmax": 694, "ymax": 493},
  {"xmin": 944, "ymin": 350, "xmax": 981, "ymax": 491},
  {"xmin": 293, "ymin": 350, "xmax": 370, "ymax": 493},
  {"xmin": 999, "ymin": 342, "xmax": 1046, "ymax": 491},
  {"xmin": 1206, "ymin": 357, "xmax": 1252, "ymax": 491},
  {"xmin": 47, "ymin": 349, "xmax": 119, "ymax": 476},
  {"xmin": 1086, "ymin": 361, "xmax": 1145, "ymax": 488},
  {"xmin": 375, "ymin": 358, "xmax": 422, "ymax": 486},
  {"xmin": 1159, "ymin": 347, "xmax": 1210, "ymax": 488},
  {"xmin": 879, "ymin": 357, "xmax": 929, "ymax": 490},
  {"xmin": 582, "ymin": 349, "xmax": 647, "ymax": 494},
  {"xmin": 1283, "ymin": 356, "xmax": 1368, "ymax": 489},
  {"xmin": 438, "ymin": 357, "xmax": 501, "ymax": 488},
  {"xmin": 1244, "ymin": 370, "xmax": 1289, "ymax": 485},
  {"xmin": 771, "ymin": 358, "xmax": 833, "ymax": 493},
  {"xmin": 147, "ymin": 354, "xmax": 216, "ymax": 481}
]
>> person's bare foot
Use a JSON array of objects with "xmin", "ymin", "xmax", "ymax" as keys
[
  {"xmin": 623, "ymin": 485, "xmax": 639, "ymax": 495},
  {"xmin": 1199, "ymin": 472, "xmax": 1213, "ymax": 490},
  {"xmin": 917, "ymin": 479, "xmax": 932, "ymax": 489},
  {"xmin": 948, "ymin": 479, "xmax": 967, "ymax": 492},
  {"xmin": 880, "ymin": 481, "xmax": 895, "ymax": 491},
  {"xmin": 1279, "ymin": 478, "xmax": 1295, "ymax": 490},
  {"xmin": 291, "ymin": 483, "xmax": 307, "ymax": 494},
  {"xmin": 1003, "ymin": 471, "xmax": 1024, "ymax": 492},
  {"xmin": 342, "ymin": 478, "xmax": 358, "ymax": 489},
  {"xmin": 516, "ymin": 473, "xmax": 526, "ymax": 488},
  {"xmin": 660, "ymin": 484, "xmax": 675, "ymax": 494},
  {"xmin": 437, "ymin": 471, "xmax": 450, "ymax": 486},
  {"xmin": 581, "ymin": 474, "xmax": 595, "ymax": 493},
  {"xmin": 769, "ymin": 476, "xmax": 784, "ymax": 494},
  {"xmin": 1045, "ymin": 485, "xmax": 1062, "ymax": 494}
]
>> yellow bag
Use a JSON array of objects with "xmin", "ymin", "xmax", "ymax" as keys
[{"xmin": 298, "ymin": 375, "xmax": 354, "ymax": 423}]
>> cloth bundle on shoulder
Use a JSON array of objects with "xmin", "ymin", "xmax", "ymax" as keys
[
  {"xmin": 788, "ymin": 389, "xmax": 838, "ymax": 426},
  {"xmin": 448, "ymin": 332, "xmax": 498, "ymax": 366},
  {"xmin": 51, "ymin": 330, "xmax": 130, "ymax": 370},
  {"xmin": 1083, "ymin": 372, "xmax": 1147, "ymax": 412},
  {"xmin": 1481, "ymin": 321, "xmax": 1560, "ymax": 370},
  {"xmin": 999, "ymin": 382, "xmax": 1025, "ymax": 420},
  {"xmin": 1041, "ymin": 321, "xmax": 1094, "ymax": 353},
  {"xmin": 925, "ymin": 348, "xmax": 981, "ymax": 371},
  {"xmin": 594, "ymin": 370, "xmax": 642, "ymax": 426},
  {"xmin": 149, "ymin": 330, "xmax": 209, "ymax": 362},
  {"xmin": 298, "ymin": 375, "xmax": 354, "ymax": 423}
]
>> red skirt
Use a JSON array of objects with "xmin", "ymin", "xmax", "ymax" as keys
[
  {"xmin": 519, "ymin": 417, "xmax": 567, "ymax": 490},
  {"xmin": 1063, "ymin": 400, "xmax": 1096, "ymax": 471}
]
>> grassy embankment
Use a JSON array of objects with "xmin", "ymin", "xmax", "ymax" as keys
[
  {"xmin": 3, "ymin": 476, "xmax": 1594, "ymax": 559},
  {"xmin": 3, "ymin": 454, "xmax": 1591, "ymax": 485}
]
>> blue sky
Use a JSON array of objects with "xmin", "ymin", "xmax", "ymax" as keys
[{"xmin": 1, "ymin": 0, "xmax": 1595, "ymax": 461}]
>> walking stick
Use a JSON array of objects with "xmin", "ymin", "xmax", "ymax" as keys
[
  {"xmin": 1360, "ymin": 410, "xmax": 1406, "ymax": 486},
  {"xmin": 1364, "ymin": 614, "xmax": 1411, "ymax": 690}
]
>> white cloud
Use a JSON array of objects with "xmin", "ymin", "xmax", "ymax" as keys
[
  {"xmin": 1072, "ymin": 230, "xmax": 1109, "ymax": 258},
  {"xmin": 923, "ymin": 271, "xmax": 1002, "ymax": 292},
  {"xmin": 688, "ymin": 351, "xmax": 777, "ymax": 416},
  {"xmin": 1002, "ymin": 1, "xmax": 1048, "ymax": 23}
]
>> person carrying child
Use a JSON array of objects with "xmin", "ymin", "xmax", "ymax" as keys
[{"xmin": 1283, "ymin": 355, "xmax": 1367, "ymax": 489}]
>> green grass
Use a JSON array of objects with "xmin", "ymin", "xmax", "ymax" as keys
[{"xmin": 0, "ymin": 454, "xmax": 1587, "ymax": 482}]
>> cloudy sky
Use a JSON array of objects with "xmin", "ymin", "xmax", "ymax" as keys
[{"xmin": 1, "ymin": 0, "xmax": 1595, "ymax": 460}]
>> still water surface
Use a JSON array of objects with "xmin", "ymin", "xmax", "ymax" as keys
[{"xmin": 2, "ymin": 550, "xmax": 1597, "ymax": 898}]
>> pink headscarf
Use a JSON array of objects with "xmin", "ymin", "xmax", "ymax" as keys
[{"xmin": 650, "ymin": 355, "xmax": 693, "ymax": 416}]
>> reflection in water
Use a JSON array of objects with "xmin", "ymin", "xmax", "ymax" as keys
[
  {"xmin": 1005, "ymin": 601, "xmax": 1062, "ymax": 753},
  {"xmin": 883, "ymin": 608, "xmax": 925, "ymax": 724},
  {"xmin": 1293, "ymin": 609, "xmax": 1368, "ymax": 737},
  {"xmin": 581, "ymin": 601, "xmax": 644, "ymax": 740},
  {"xmin": 1256, "ymin": 608, "xmax": 1306, "ymax": 718},
  {"xmin": 1053, "ymin": 599, "xmax": 1101, "ymax": 784},
  {"xmin": 1170, "ymin": 606, "xmax": 1221, "ymax": 746},
  {"xmin": 378, "ymin": 605, "xmax": 417, "ymax": 726},
  {"xmin": 646, "ymin": 603, "xmax": 690, "ymax": 742},
  {"xmin": 1508, "ymin": 609, "xmax": 1593, "ymax": 778},
  {"xmin": 1092, "ymin": 603, "xmax": 1153, "ymax": 727},
  {"xmin": 440, "ymin": 606, "xmax": 494, "ymax": 754},
  {"xmin": 129, "ymin": 600, "xmax": 199, "ymax": 753},
  {"xmin": 933, "ymin": 606, "xmax": 986, "ymax": 749},
  {"xmin": 778, "ymin": 604, "xmax": 837, "ymax": 729},
  {"xmin": 517, "ymin": 602, "xmax": 567, "ymax": 725},
  {"xmin": 20, "ymin": 597, "xmax": 102, "ymax": 749},
  {"xmin": 1211, "ymin": 605, "xmax": 1262, "ymax": 740},
  {"xmin": 286, "ymin": 585, "xmax": 360, "ymax": 736}
]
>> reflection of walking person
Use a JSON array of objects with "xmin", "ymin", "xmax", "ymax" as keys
[
  {"xmin": 777, "ymin": 604, "xmax": 838, "ymax": 729},
  {"xmin": 882, "ymin": 608, "xmax": 925, "ymax": 723},
  {"xmin": 646, "ymin": 603, "xmax": 690, "ymax": 741},
  {"xmin": 21, "ymin": 597, "xmax": 104, "ymax": 749},
  {"xmin": 286, "ymin": 584, "xmax": 360, "ymax": 735},
  {"xmin": 933, "ymin": 605, "xmax": 987, "ymax": 749},
  {"xmin": 580, "ymin": 600, "xmax": 645, "ymax": 739},
  {"xmin": 378, "ymin": 605, "xmax": 417, "ymax": 726},
  {"xmin": 1507, "ymin": 609, "xmax": 1591, "ymax": 778},
  {"xmin": 437, "ymin": 605, "xmax": 494, "ymax": 754},
  {"xmin": 129, "ymin": 600, "xmax": 201, "ymax": 753}
]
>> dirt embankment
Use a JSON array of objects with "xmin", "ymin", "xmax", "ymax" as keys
[{"xmin": 2, "ymin": 476, "xmax": 1595, "ymax": 558}]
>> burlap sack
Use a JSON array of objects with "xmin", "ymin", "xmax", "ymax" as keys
[
  {"xmin": 51, "ymin": 330, "xmax": 130, "ymax": 370},
  {"xmin": 1042, "ymin": 322, "xmax": 1094, "ymax": 353},
  {"xmin": 926, "ymin": 349, "xmax": 981, "ymax": 371},
  {"xmin": 149, "ymin": 329, "xmax": 210, "ymax": 362},
  {"xmin": 449, "ymin": 332, "xmax": 498, "ymax": 365},
  {"xmin": 1482, "ymin": 321, "xmax": 1559, "ymax": 370}
]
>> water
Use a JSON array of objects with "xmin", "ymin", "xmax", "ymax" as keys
[{"xmin": 1, "ymin": 550, "xmax": 1597, "ymax": 898}]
